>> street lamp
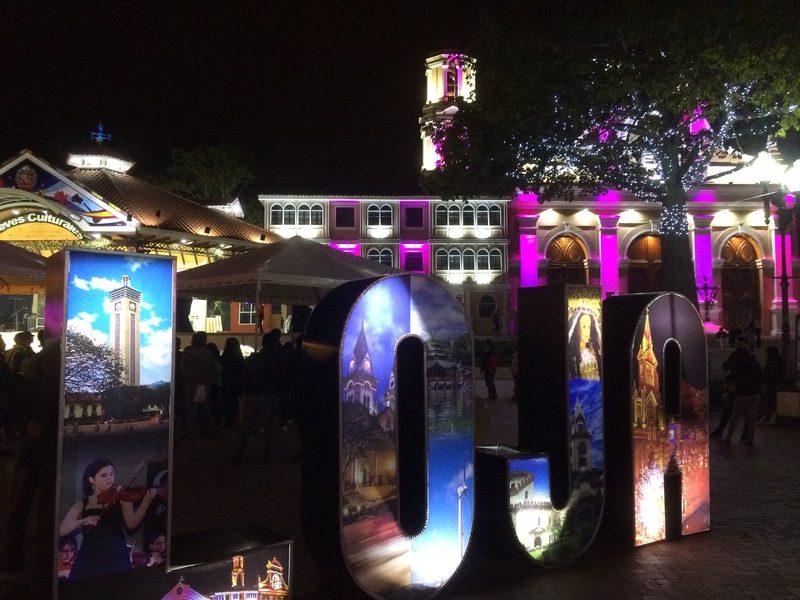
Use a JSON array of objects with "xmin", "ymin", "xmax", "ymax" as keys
[{"xmin": 697, "ymin": 276, "xmax": 719, "ymax": 322}]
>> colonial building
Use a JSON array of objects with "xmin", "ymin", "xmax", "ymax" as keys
[{"xmin": 260, "ymin": 53, "xmax": 795, "ymax": 340}]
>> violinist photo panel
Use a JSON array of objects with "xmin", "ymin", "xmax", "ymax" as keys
[{"xmin": 51, "ymin": 249, "xmax": 175, "ymax": 597}]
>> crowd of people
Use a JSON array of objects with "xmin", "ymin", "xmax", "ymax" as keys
[
  {"xmin": 176, "ymin": 329, "xmax": 303, "ymax": 464},
  {"xmin": 711, "ymin": 335, "xmax": 784, "ymax": 447}
]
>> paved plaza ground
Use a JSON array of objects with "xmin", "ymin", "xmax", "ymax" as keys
[{"xmin": 2, "ymin": 372, "xmax": 799, "ymax": 599}]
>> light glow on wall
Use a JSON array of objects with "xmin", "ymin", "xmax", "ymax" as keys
[
  {"xmin": 330, "ymin": 242, "xmax": 361, "ymax": 256},
  {"xmin": 597, "ymin": 190, "xmax": 623, "ymax": 205},
  {"xmin": 600, "ymin": 231, "xmax": 620, "ymax": 296},
  {"xmin": 399, "ymin": 242, "xmax": 430, "ymax": 273},
  {"xmin": 519, "ymin": 234, "xmax": 538, "ymax": 287},
  {"xmin": 446, "ymin": 227, "xmax": 464, "ymax": 239},
  {"xmin": 710, "ymin": 210, "xmax": 737, "ymax": 227},
  {"xmin": 537, "ymin": 209, "xmax": 560, "ymax": 227},
  {"xmin": 573, "ymin": 209, "xmax": 597, "ymax": 227},
  {"xmin": 690, "ymin": 189, "xmax": 716, "ymax": 203},
  {"xmin": 474, "ymin": 227, "xmax": 491, "ymax": 239},
  {"xmin": 693, "ymin": 226, "xmax": 713, "ymax": 291},
  {"xmin": 618, "ymin": 209, "xmax": 644, "ymax": 224},
  {"xmin": 368, "ymin": 226, "xmax": 392, "ymax": 239}
]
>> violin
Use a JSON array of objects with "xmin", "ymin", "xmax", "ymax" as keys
[{"xmin": 96, "ymin": 485, "xmax": 166, "ymax": 505}]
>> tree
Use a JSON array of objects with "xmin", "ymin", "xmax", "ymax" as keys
[
  {"xmin": 65, "ymin": 328, "xmax": 125, "ymax": 394},
  {"xmin": 153, "ymin": 145, "xmax": 261, "ymax": 220},
  {"xmin": 341, "ymin": 401, "xmax": 392, "ymax": 482},
  {"xmin": 424, "ymin": 1, "xmax": 800, "ymax": 301}
]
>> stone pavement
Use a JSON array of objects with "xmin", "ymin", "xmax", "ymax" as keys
[
  {"xmin": 162, "ymin": 379, "xmax": 800, "ymax": 599},
  {"xmin": 2, "ymin": 377, "xmax": 799, "ymax": 599}
]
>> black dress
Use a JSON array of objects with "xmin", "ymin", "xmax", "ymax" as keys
[{"xmin": 68, "ymin": 500, "xmax": 131, "ymax": 581}]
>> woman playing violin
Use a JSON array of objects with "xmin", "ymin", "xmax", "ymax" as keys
[{"xmin": 59, "ymin": 458, "xmax": 158, "ymax": 581}]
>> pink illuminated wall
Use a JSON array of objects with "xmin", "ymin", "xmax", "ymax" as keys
[
  {"xmin": 330, "ymin": 242, "xmax": 361, "ymax": 257},
  {"xmin": 519, "ymin": 234, "xmax": 538, "ymax": 287},
  {"xmin": 692, "ymin": 216, "xmax": 714, "ymax": 291},
  {"xmin": 399, "ymin": 242, "xmax": 430, "ymax": 274},
  {"xmin": 599, "ymin": 216, "xmax": 620, "ymax": 296}
]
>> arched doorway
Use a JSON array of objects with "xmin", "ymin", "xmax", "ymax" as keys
[
  {"xmin": 546, "ymin": 234, "xmax": 587, "ymax": 285},
  {"xmin": 627, "ymin": 234, "xmax": 662, "ymax": 293},
  {"xmin": 721, "ymin": 234, "xmax": 760, "ymax": 329}
]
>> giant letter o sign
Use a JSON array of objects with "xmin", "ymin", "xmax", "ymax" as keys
[
  {"xmin": 302, "ymin": 274, "xmax": 474, "ymax": 599},
  {"xmin": 602, "ymin": 292, "xmax": 710, "ymax": 546}
]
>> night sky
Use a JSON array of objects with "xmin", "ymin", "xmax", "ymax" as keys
[{"xmin": 1, "ymin": 2, "xmax": 481, "ymax": 195}]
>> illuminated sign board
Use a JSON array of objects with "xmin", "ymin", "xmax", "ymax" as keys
[
  {"xmin": 512, "ymin": 285, "xmax": 605, "ymax": 566},
  {"xmin": 48, "ymin": 249, "xmax": 175, "ymax": 596},
  {"xmin": 603, "ymin": 292, "xmax": 710, "ymax": 546},
  {"xmin": 304, "ymin": 282, "xmax": 709, "ymax": 599},
  {"xmin": 0, "ymin": 211, "xmax": 84, "ymax": 239},
  {"xmin": 303, "ymin": 274, "xmax": 474, "ymax": 599}
]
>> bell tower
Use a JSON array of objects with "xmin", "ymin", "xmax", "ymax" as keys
[
  {"xmin": 420, "ymin": 53, "xmax": 476, "ymax": 171},
  {"xmin": 108, "ymin": 274, "xmax": 142, "ymax": 386}
]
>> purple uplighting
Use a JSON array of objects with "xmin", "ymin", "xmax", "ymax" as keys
[
  {"xmin": 330, "ymin": 241, "xmax": 361, "ymax": 256},
  {"xmin": 693, "ymin": 228, "xmax": 713, "ymax": 290},
  {"xmin": 519, "ymin": 234, "xmax": 539, "ymax": 287},
  {"xmin": 690, "ymin": 189, "xmax": 716, "ymax": 203},
  {"xmin": 600, "ymin": 231, "xmax": 619, "ymax": 296},
  {"xmin": 596, "ymin": 190, "xmax": 623, "ymax": 205}
]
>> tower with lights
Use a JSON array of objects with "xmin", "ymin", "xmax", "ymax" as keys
[
  {"xmin": 420, "ymin": 53, "xmax": 476, "ymax": 171},
  {"xmin": 108, "ymin": 274, "xmax": 141, "ymax": 386}
]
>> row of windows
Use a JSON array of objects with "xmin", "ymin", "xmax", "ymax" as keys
[
  {"xmin": 435, "ymin": 204, "xmax": 502, "ymax": 227},
  {"xmin": 435, "ymin": 248, "xmax": 503, "ymax": 271},
  {"xmin": 363, "ymin": 247, "xmax": 504, "ymax": 271},
  {"xmin": 270, "ymin": 203, "xmax": 324, "ymax": 226},
  {"xmin": 269, "ymin": 203, "xmax": 503, "ymax": 229}
]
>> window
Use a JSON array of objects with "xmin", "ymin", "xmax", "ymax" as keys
[
  {"xmin": 489, "ymin": 248, "xmax": 502, "ymax": 270},
  {"xmin": 476, "ymin": 205, "xmax": 489, "ymax": 226},
  {"xmin": 239, "ymin": 302, "xmax": 258, "ymax": 325},
  {"xmin": 336, "ymin": 206, "xmax": 355, "ymax": 228},
  {"xmin": 477, "ymin": 248, "xmax": 490, "ymax": 270},
  {"xmin": 448, "ymin": 205, "xmax": 460, "ymax": 226},
  {"xmin": 435, "ymin": 249, "xmax": 448, "ymax": 271},
  {"xmin": 462, "ymin": 248, "xmax": 475, "ymax": 270},
  {"xmin": 367, "ymin": 203, "xmax": 392, "ymax": 226},
  {"xmin": 478, "ymin": 294, "xmax": 497, "ymax": 318},
  {"xmin": 489, "ymin": 205, "xmax": 502, "ymax": 226},
  {"xmin": 435, "ymin": 205, "xmax": 448, "ymax": 226},
  {"xmin": 405, "ymin": 207, "xmax": 424, "ymax": 228},
  {"xmin": 448, "ymin": 248, "xmax": 461, "ymax": 270},
  {"xmin": 446, "ymin": 66, "xmax": 458, "ymax": 101},
  {"xmin": 367, "ymin": 247, "xmax": 393, "ymax": 266},
  {"xmin": 283, "ymin": 205, "xmax": 296, "ymax": 225},
  {"xmin": 298, "ymin": 204, "xmax": 311, "ymax": 225},
  {"xmin": 405, "ymin": 251, "xmax": 424, "ymax": 271},
  {"xmin": 310, "ymin": 203, "xmax": 323, "ymax": 225},
  {"xmin": 380, "ymin": 204, "xmax": 392, "ymax": 226},
  {"xmin": 462, "ymin": 205, "xmax": 475, "ymax": 226},
  {"xmin": 270, "ymin": 205, "xmax": 283, "ymax": 226}
]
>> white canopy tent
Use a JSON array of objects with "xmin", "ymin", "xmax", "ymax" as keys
[{"xmin": 176, "ymin": 236, "xmax": 397, "ymax": 333}]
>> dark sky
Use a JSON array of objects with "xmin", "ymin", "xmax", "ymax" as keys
[{"xmin": 0, "ymin": 2, "xmax": 482, "ymax": 195}]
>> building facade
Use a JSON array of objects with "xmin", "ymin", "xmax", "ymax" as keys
[{"xmin": 260, "ymin": 53, "xmax": 796, "ymax": 339}]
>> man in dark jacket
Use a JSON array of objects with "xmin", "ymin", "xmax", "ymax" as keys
[
  {"xmin": 722, "ymin": 336, "xmax": 762, "ymax": 446},
  {"xmin": 232, "ymin": 329, "xmax": 286, "ymax": 463}
]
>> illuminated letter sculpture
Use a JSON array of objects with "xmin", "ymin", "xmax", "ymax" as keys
[
  {"xmin": 302, "ymin": 274, "xmax": 474, "ymax": 599},
  {"xmin": 603, "ymin": 293, "xmax": 710, "ymax": 546},
  {"xmin": 507, "ymin": 285, "xmax": 606, "ymax": 567}
]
